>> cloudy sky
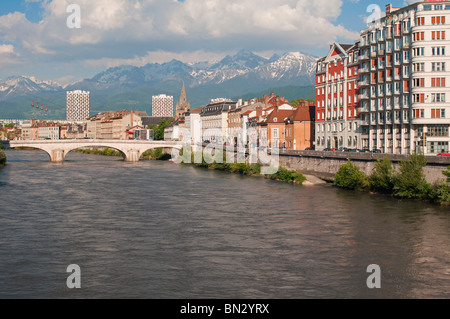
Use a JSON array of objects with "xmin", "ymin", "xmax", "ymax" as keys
[{"xmin": 0, "ymin": 0, "xmax": 417, "ymax": 85}]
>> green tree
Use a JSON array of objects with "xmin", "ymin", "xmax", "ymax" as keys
[
  {"xmin": 334, "ymin": 160, "xmax": 369, "ymax": 191},
  {"xmin": 369, "ymin": 156, "xmax": 395, "ymax": 194},
  {"xmin": 393, "ymin": 153, "xmax": 430, "ymax": 199},
  {"xmin": 150, "ymin": 118, "xmax": 174, "ymax": 141}
]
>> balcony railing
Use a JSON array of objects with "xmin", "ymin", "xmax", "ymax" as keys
[
  {"xmin": 359, "ymin": 80, "xmax": 370, "ymax": 86},
  {"xmin": 360, "ymin": 66, "xmax": 370, "ymax": 73},
  {"xmin": 359, "ymin": 93, "xmax": 370, "ymax": 99}
]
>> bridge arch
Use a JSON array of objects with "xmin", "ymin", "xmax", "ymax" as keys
[
  {"xmin": 8, "ymin": 140, "xmax": 183, "ymax": 162},
  {"xmin": 65, "ymin": 145, "xmax": 127, "ymax": 160}
]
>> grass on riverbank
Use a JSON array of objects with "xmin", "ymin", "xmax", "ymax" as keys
[
  {"xmin": 334, "ymin": 154, "xmax": 450, "ymax": 206},
  {"xmin": 182, "ymin": 151, "xmax": 307, "ymax": 185}
]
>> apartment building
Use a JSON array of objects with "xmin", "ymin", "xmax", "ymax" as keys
[
  {"xmin": 67, "ymin": 90, "xmax": 90, "ymax": 122},
  {"xmin": 315, "ymin": 42, "xmax": 361, "ymax": 150},
  {"xmin": 359, "ymin": 1, "xmax": 450, "ymax": 155},
  {"xmin": 87, "ymin": 110, "xmax": 147, "ymax": 139},
  {"xmin": 152, "ymin": 94, "xmax": 174, "ymax": 117},
  {"xmin": 200, "ymin": 99, "xmax": 237, "ymax": 144}
]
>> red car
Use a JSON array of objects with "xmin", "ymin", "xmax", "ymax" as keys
[{"xmin": 437, "ymin": 152, "xmax": 450, "ymax": 157}]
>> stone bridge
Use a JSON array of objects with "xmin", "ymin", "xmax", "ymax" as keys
[{"xmin": 3, "ymin": 139, "xmax": 182, "ymax": 162}]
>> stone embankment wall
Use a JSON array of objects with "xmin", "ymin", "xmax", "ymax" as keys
[{"xmin": 278, "ymin": 150, "xmax": 450, "ymax": 183}]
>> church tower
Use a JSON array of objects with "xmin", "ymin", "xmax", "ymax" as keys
[{"xmin": 175, "ymin": 81, "xmax": 191, "ymax": 118}]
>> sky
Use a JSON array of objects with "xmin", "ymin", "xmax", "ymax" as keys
[{"xmin": 0, "ymin": 0, "xmax": 419, "ymax": 85}]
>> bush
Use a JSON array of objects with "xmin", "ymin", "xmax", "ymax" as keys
[
  {"xmin": 142, "ymin": 148, "xmax": 171, "ymax": 161},
  {"xmin": 428, "ymin": 181, "xmax": 450, "ymax": 205},
  {"xmin": 0, "ymin": 149, "xmax": 6, "ymax": 166},
  {"xmin": 334, "ymin": 160, "xmax": 369, "ymax": 191},
  {"xmin": 369, "ymin": 156, "xmax": 395, "ymax": 194},
  {"xmin": 269, "ymin": 167, "xmax": 306, "ymax": 184},
  {"xmin": 393, "ymin": 153, "xmax": 430, "ymax": 200}
]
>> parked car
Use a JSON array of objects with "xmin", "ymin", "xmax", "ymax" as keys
[
  {"xmin": 437, "ymin": 152, "xmax": 450, "ymax": 157},
  {"xmin": 323, "ymin": 148, "xmax": 337, "ymax": 152},
  {"xmin": 360, "ymin": 148, "xmax": 370, "ymax": 153},
  {"xmin": 305, "ymin": 147, "xmax": 314, "ymax": 151},
  {"xmin": 347, "ymin": 148, "xmax": 358, "ymax": 152},
  {"xmin": 337, "ymin": 147, "xmax": 349, "ymax": 152},
  {"xmin": 372, "ymin": 149, "xmax": 382, "ymax": 153}
]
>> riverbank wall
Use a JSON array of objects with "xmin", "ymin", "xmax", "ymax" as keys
[{"xmin": 277, "ymin": 150, "xmax": 450, "ymax": 183}]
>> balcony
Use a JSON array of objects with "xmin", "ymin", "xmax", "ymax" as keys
[
  {"xmin": 359, "ymin": 80, "xmax": 370, "ymax": 86},
  {"xmin": 386, "ymin": 76, "xmax": 393, "ymax": 82},
  {"xmin": 386, "ymin": 90, "xmax": 393, "ymax": 96},
  {"xmin": 359, "ymin": 54, "xmax": 370, "ymax": 61},
  {"xmin": 379, "ymin": 49, "xmax": 385, "ymax": 55},
  {"xmin": 359, "ymin": 106, "xmax": 369, "ymax": 113},
  {"xmin": 371, "ymin": 52, "xmax": 378, "ymax": 58},
  {"xmin": 403, "ymin": 42, "xmax": 410, "ymax": 49},
  {"xmin": 386, "ymin": 33, "xmax": 393, "ymax": 40},
  {"xmin": 360, "ymin": 40, "xmax": 370, "ymax": 47},
  {"xmin": 359, "ymin": 66, "xmax": 370, "ymax": 73},
  {"xmin": 394, "ymin": 74, "xmax": 401, "ymax": 81},
  {"xmin": 378, "ymin": 63, "xmax": 385, "ymax": 70},
  {"xmin": 359, "ymin": 93, "xmax": 370, "ymax": 100},
  {"xmin": 403, "ymin": 28, "xmax": 410, "ymax": 35},
  {"xmin": 394, "ymin": 46, "xmax": 401, "ymax": 51}
]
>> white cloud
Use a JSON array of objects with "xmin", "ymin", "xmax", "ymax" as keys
[
  {"xmin": 0, "ymin": 44, "xmax": 16, "ymax": 55},
  {"xmin": 0, "ymin": 0, "xmax": 358, "ymax": 78}
]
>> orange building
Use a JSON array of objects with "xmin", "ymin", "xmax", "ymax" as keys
[
  {"xmin": 263, "ymin": 103, "xmax": 315, "ymax": 150},
  {"xmin": 285, "ymin": 104, "xmax": 315, "ymax": 150}
]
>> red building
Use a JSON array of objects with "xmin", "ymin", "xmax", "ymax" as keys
[{"xmin": 315, "ymin": 42, "xmax": 362, "ymax": 150}]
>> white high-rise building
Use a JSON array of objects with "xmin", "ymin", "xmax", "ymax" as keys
[
  {"xmin": 359, "ymin": 2, "xmax": 450, "ymax": 155},
  {"xmin": 67, "ymin": 90, "xmax": 90, "ymax": 122},
  {"xmin": 152, "ymin": 94, "xmax": 174, "ymax": 117}
]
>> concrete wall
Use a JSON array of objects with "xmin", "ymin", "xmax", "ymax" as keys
[{"xmin": 277, "ymin": 150, "xmax": 450, "ymax": 183}]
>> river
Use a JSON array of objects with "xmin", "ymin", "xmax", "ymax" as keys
[{"xmin": 0, "ymin": 149, "xmax": 449, "ymax": 299}]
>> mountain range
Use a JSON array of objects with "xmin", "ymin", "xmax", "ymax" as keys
[{"xmin": 0, "ymin": 50, "xmax": 318, "ymax": 119}]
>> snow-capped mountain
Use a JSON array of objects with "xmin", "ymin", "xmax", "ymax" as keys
[
  {"xmin": 0, "ymin": 76, "xmax": 62, "ymax": 100},
  {"xmin": 64, "ymin": 50, "xmax": 318, "ymax": 94},
  {"xmin": 0, "ymin": 50, "xmax": 318, "ymax": 120}
]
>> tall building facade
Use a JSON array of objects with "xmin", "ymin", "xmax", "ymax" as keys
[
  {"xmin": 359, "ymin": 1, "xmax": 450, "ymax": 155},
  {"xmin": 315, "ymin": 43, "xmax": 362, "ymax": 150},
  {"xmin": 152, "ymin": 94, "xmax": 174, "ymax": 117},
  {"xmin": 67, "ymin": 90, "xmax": 90, "ymax": 122}
]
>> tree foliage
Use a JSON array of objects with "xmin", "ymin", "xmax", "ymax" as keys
[
  {"xmin": 149, "ymin": 118, "xmax": 174, "ymax": 141},
  {"xmin": 369, "ymin": 156, "xmax": 395, "ymax": 194},
  {"xmin": 393, "ymin": 153, "xmax": 430, "ymax": 199},
  {"xmin": 334, "ymin": 160, "xmax": 369, "ymax": 191}
]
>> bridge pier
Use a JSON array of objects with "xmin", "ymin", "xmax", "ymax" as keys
[
  {"xmin": 125, "ymin": 150, "xmax": 141, "ymax": 162},
  {"xmin": 50, "ymin": 150, "xmax": 65, "ymax": 162}
]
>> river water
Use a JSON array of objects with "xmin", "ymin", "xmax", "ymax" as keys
[{"xmin": 0, "ymin": 149, "xmax": 449, "ymax": 299}]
